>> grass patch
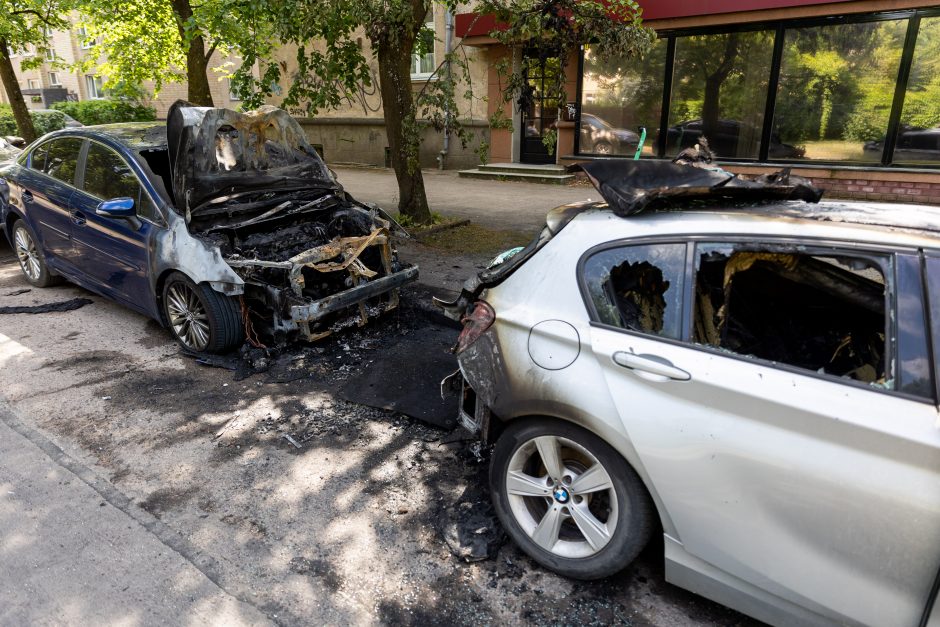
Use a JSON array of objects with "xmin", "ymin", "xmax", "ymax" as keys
[
  {"xmin": 418, "ymin": 223, "xmax": 534, "ymax": 256},
  {"xmin": 394, "ymin": 211, "xmax": 445, "ymax": 228}
]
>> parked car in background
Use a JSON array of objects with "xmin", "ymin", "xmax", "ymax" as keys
[
  {"xmin": 665, "ymin": 118, "xmax": 805, "ymax": 159},
  {"xmin": 579, "ymin": 113, "xmax": 640, "ymax": 155},
  {"xmin": 865, "ymin": 125, "xmax": 940, "ymax": 162},
  {"xmin": 439, "ymin": 160, "xmax": 940, "ymax": 627},
  {"xmin": 1, "ymin": 101, "xmax": 416, "ymax": 354}
]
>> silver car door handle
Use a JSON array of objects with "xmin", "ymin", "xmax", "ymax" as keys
[{"xmin": 612, "ymin": 351, "xmax": 691, "ymax": 381}]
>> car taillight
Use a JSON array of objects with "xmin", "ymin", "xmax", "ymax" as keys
[{"xmin": 455, "ymin": 300, "xmax": 495, "ymax": 354}]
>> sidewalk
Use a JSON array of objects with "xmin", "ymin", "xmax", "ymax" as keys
[
  {"xmin": 332, "ymin": 166, "xmax": 598, "ymax": 231},
  {"xmin": 0, "ymin": 402, "xmax": 271, "ymax": 626}
]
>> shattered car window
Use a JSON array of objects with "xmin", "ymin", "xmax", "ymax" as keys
[
  {"xmin": 693, "ymin": 244, "xmax": 890, "ymax": 386},
  {"xmin": 583, "ymin": 243, "xmax": 686, "ymax": 338}
]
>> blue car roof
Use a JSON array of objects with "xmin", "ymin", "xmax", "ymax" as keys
[{"xmin": 54, "ymin": 122, "xmax": 167, "ymax": 151}]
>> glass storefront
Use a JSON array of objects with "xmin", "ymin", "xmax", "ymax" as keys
[
  {"xmin": 774, "ymin": 20, "xmax": 905, "ymax": 162},
  {"xmin": 580, "ymin": 38, "xmax": 667, "ymax": 157},
  {"xmin": 578, "ymin": 9, "xmax": 940, "ymax": 168},
  {"xmin": 667, "ymin": 31, "xmax": 774, "ymax": 159}
]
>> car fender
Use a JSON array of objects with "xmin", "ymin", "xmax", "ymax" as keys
[
  {"xmin": 461, "ymin": 322, "xmax": 680, "ymax": 538},
  {"xmin": 152, "ymin": 213, "xmax": 244, "ymax": 296}
]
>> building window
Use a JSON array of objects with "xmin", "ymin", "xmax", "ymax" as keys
[
  {"xmin": 228, "ymin": 79, "xmax": 241, "ymax": 101},
  {"xmin": 580, "ymin": 39, "xmax": 667, "ymax": 157},
  {"xmin": 45, "ymin": 48, "xmax": 55, "ymax": 61},
  {"xmin": 77, "ymin": 27, "xmax": 95, "ymax": 50},
  {"xmin": 48, "ymin": 72, "xmax": 60, "ymax": 86},
  {"xmin": 411, "ymin": 14, "xmax": 435, "ymax": 79},
  {"xmin": 85, "ymin": 75, "xmax": 103, "ymax": 99},
  {"xmin": 27, "ymin": 79, "xmax": 40, "ymax": 90}
]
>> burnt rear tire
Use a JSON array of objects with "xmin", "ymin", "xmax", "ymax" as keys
[
  {"xmin": 162, "ymin": 272, "xmax": 243, "ymax": 354},
  {"xmin": 12, "ymin": 219, "xmax": 62, "ymax": 287}
]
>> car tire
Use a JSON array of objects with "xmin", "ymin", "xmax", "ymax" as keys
[
  {"xmin": 162, "ymin": 272, "xmax": 243, "ymax": 354},
  {"xmin": 593, "ymin": 141, "xmax": 612, "ymax": 155},
  {"xmin": 490, "ymin": 418, "xmax": 654, "ymax": 580},
  {"xmin": 12, "ymin": 219, "xmax": 61, "ymax": 287}
]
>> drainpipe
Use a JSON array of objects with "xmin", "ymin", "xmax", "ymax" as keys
[{"xmin": 437, "ymin": 9, "xmax": 454, "ymax": 170}]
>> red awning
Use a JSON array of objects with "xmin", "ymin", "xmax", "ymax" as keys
[{"xmin": 456, "ymin": 0, "xmax": 857, "ymax": 38}]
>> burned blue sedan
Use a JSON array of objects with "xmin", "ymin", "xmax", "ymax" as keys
[{"xmin": 0, "ymin": 101, "xmax": 417, "ymax": 353}]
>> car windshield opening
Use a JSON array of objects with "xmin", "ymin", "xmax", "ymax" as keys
[{"xmin": 694, "ymin": 247, "xmax": 888, "ymax": 385}]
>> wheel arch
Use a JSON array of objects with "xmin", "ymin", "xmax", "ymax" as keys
[{"xmin": 492, "ymin": 411, "xmax": 674, "ymax": 538}]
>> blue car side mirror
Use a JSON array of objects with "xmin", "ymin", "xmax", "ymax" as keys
[{"xmin": 96, "ymin": 197, "xmax": 135, "ymax": 218}]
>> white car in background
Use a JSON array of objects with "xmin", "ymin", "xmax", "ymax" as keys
[{"xmin": 439, "ymin": 160, "xmax": 940, "ymax": 627}]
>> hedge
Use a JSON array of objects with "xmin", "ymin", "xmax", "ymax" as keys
[
  {"xmin": 0, "ymin": 106, "xmax": 68, "ymax": 137},
  {"xmin": 51, "ymin": 99, "xmax": 156, "ymax": 126}
]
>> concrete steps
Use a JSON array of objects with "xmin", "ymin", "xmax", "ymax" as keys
[{"xmin": 458, "ymin": 163, "xmax": 574, "ymax": 185}]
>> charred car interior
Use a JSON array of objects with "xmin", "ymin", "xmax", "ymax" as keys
[
  {"xmin": 164, "ymin": 102, "xmax": 418, "ymax": 345},
  {"xmin": 594, "ymin": 246, "xmax": 889, "ymax": 385}
]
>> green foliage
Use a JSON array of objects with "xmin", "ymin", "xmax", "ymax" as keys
[
  {"xmin": 74, "ymin": 0, "xmax": 184, "ymax": 97},
  {"xmin": 0, "ymin": 0, "xmax": 70, "ymax": 61},
  {"xmin": 0, "ymin": 105, "xmax": 67, "ymax": 136},
  {"xmin": 51, "ymin": 99, "xmax": 156, "ymax": 125}
]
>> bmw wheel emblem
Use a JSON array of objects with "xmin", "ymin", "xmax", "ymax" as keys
[{"xmin": 553, "ymin": 486, "xmax": 570, "ymax": 504}]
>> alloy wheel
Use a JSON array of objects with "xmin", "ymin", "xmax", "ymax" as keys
[
  {"xmin": 505, "ymin": 435, "xmax": 618, "ymax": 559},
  {"xmin": 165, "ymin": 282, "xmax": 211, "ymax": 351},
  {"xmin": 14, "ymin": 226, "xmax": 41, "ymax": 282}
]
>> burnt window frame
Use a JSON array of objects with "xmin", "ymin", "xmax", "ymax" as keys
[
  {"xmin": 578, "ymin": 239, "xmax": 690, "ymax": 339},
  {"xmin": 574, "ymin": 8, "xmax": 940, "ymax": 171},
  {"xmin": 577, "ymin": 233, "xmax": 936, "ymax": 404}
]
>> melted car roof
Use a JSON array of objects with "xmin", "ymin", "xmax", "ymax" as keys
[{"xmin": 78, "ymin": 121, "xmax": 168, "ymax": 150}]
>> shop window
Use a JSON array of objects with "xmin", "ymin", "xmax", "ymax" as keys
[
  {"xmin": 891, "ymin": 17, "xmax": 940, "ymax": 165},
  {"xmin": 693, "ymin": 245, "xmax": 890, "ymax": 386},
  {"xmin": 579, "ymin": 39, "xmax": 667, "ymax": 157},
  {"xmin": 582, "ymin": 243, "xmax": 686, "ymax": 339},
  {"xmin": 774, "ymin": 19, "xmax": 906, "ymax": 163},
  {"xmin": 667, "ymin": 31, "xmax": 774, "ymax": 160}
]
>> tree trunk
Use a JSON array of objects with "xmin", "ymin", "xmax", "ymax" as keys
[
  {"xmin": 171, "ymin": 0, "xmax": 214, "ymax": 106},
  {"xmin": 701, "ymin": 34, "xmax": 739, "ymax": 151},
  {"xmin": 0, "ymin": 40, "xmax": 37, "ymax": 143},
  {"xmin": 375, "ymin": 38, "xmax": 431, "ymax": 224}
]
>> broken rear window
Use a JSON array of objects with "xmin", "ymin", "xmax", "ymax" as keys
[
  {"xmin": 582, "ymin": 243, "xmax": 686, "ymax": 339},
  {"xmin": 693, "ymin": 244, "xmax": 890, "ymax": 386}
]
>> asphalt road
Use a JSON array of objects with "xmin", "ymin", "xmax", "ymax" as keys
[{"xmin": 0, "ymin": 175, "xmax": 759, "ymax": 626}]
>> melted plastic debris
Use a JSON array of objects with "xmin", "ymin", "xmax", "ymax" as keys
[
  {"xmin": 570, "ymin": 159, "xmax": 822, "ymax": 216},
  {"xmin": 0, "ymin": 298, "xmax": 93, "ymax": 314}
]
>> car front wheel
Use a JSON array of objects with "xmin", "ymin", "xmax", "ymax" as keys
[
  {"xmin": 490, "ymin": 418, "xmax": 654, "ymax": 580},
  {"xmin": 12, "ymin": 220, "xmax": 60, "ymax": 287},
  {"xmin": 162, "ymin": 272, "xmax": 243, "ymax": 354}
]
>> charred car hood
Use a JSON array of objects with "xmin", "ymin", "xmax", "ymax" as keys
[{"xmin": 167, "ymin": 100, "xmax": 335, "ymax": 214}]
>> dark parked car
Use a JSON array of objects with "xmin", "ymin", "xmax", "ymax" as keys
[
  {"xmin": 579, "ymin": 113, "xmax": 640, "ymax": 155},
  {"xmin": 0, "ymin": 101, "xmax": 417, "ymax": 353},
  {"xmin": 665, "ymin": 118, "xmax": 805, "ymax": 159},
  {"xmin": 865, "ymin": 125, "xmax": 940, "ymax": 162}
]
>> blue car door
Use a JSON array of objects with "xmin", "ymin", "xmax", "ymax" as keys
[
  {"xmin": 16, "ymin": 137, "xmax": 83, "ymax": 264},
  {"xmin": 70, "ymin": 140, "xmax": 156, "ymax": 312}
]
